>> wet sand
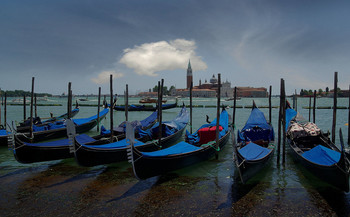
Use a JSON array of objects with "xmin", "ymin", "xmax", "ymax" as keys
[{"xmin": 1, "ymin": 148, "xmax": 348, "ymax": 217}]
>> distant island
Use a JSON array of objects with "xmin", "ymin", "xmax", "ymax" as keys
[{"xmin": 0, "ymin": 90, "xmax": 52, "ymax": 97}]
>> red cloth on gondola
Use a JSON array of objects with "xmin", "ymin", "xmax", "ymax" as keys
[{"xmin": 198, "ymin": 126, "xmax": 223, "ymax": 145}]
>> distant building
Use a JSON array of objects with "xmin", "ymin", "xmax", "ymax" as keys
[
  {"xmin": 152, "ymin": 61, "xmax": 268, "ymax": 98},
  {"xmin": 174, "ymin": 73, "xmax": 231, "ymax": 97},
  {"xmin": 236, "ymin": 87, "xmax": 268, "ymax": 97},
  {"xmin": 328, "ymin": 89, "xmax": 350, "ymax": 97},
  {"xmin": 138, "ymin": 91, "xmax": 158, "ymax": 97}
]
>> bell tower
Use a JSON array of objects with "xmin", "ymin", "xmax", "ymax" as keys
[{"xmin": 186, "ymin": 60, "xmax": 193, "ymax": 89}]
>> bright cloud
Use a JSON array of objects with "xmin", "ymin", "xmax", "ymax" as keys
[
  {"xmin": 91, "ymin": 70, "xmax": 124, "ymax": 84},
  {"xmin": 119, "ymin": 39, "xmax": 207, "ymax": 76}
]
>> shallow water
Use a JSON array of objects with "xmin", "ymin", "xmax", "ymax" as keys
[{"xmin": 0, "ymin": 96, "xmax": 350, "ymax": 216}]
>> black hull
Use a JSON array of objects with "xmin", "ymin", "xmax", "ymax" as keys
[
  {"xmin": 0, "ymin": 135, "xmax": 8, "ymax": 146},
  {"xmin": 13, "ymin": 136, "xmax": 72, "ymax": 163},
  {"xmin": 114, "ymin": 103, "xmax": 177, "ymax": 111},
  {"xmin": 130, "ymin": 131, "xmax": 230, "ymax": 180},
  {"xmin": 16, "ymin": 112, "xmax": 108, "ymax": 143},
  {"xmin": 236, "ymin": 146, "xmax": 274, "ymax": 183},
  {"xmin": 74, "ymin": 125, "xmax": 186, "ymax": 167},
  {"xmin": 13, "ymin": 131, "xmax": 126, "ymax": 164},
  {"xmin": 288, "ymin": 139, "xmax": 349, "ymax": 192}
]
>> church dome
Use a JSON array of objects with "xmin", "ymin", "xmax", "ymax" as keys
[{"xmin": 210, "ymin": 74, "xmax": 217, "ymax": 84}]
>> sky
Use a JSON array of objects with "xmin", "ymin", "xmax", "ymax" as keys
[{"xmin": 1, "ymin": 0, "xmax": 350, "ymax": 95}]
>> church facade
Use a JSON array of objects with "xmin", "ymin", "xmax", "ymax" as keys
[{"xmin": 171, "ymin": 61, "xmax": 234, "ymax": 97}]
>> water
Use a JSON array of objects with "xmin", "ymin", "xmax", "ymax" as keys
[{"xmin": 0, "ymin": 96, "xmax": 350, "ymax": 216}]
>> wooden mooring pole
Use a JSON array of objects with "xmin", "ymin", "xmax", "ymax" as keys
[
  {"xmin": 277, "ymin": 79, "xmax": 283, "ymax": 164},
  {"xmin": 158, "ymin": 79, "xmax": 164, "ymax": 148},
  {"xmin": 348, "ymin": 84, "xmax": 350, "ymax": 146},
  {"xmin": 97, "ymin": 87, "xmax": 101, "ymax": 132},
  {"xmin": 295, "ymin": 89, "xmax": 298, "ymax": 112},
  {"xmin": 313, "ymin": 90, "xmax": 316, "ymax": 123},
  {"xmin": 269, "ymin": 85, "xmax": 272, "ymax": 124},
  {"xmin": 35, "ymin": 94, "xmax": 37, "ymax": 118},
  {"xmin": 29, "ymin": 77, "xmax": 35, "ymax": 140},
  {"xmin": 23, "ymin": 95, "xmax": 26, "ymax": 121},
  {"xmin": 0, "ymin": 89, "xmax": 2, "ymax": 127},
  {"xmin": 190, "ymin": 81, "xmax": 193, "ymax": 134},
  {"xmin": 308, "ymin": 96, "xmax": 311, "ymax": 122},
  {"xmin": 110, "ymin": 74, "xmax": 114, "ymax": 143},
  {"xmin": 125, "ymin": 84, "xmax": 129, "ymax": 122},
  {"xmin": 281, "ymin": 79, "xmax": 286, "ymax": 165},
  {"xmin": 233, "ymin": 87, "xmax": 237, "ymax": 128},
  {"xmin": 292, "ymin": 90, "xmax": 296, "ymax": 110},
  {"xmin": 4, "ymin": 93, "xmax": 7, "ymax": 129},
  {"xmin": 332, "ymin": 72, "xmax": 338, "ymax": 143},
  {"xmin": 215, "ymin": 73, "xmax": 221, "ymax": 160},
  {"xmin": 67, "ymin": 82, "xmax": 72, "ymax": 119}
]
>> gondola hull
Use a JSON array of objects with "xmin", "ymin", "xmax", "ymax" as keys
[
  {"xmin": 0, "ymin": 135, "xmax": 9, "ymax": 146},
  {"xmin": 234, "ymin": 102, "xmax": 275, "ymax": 183},
  {"xmin": 236, "ymin": 147, "xmax": 274, "ymax": 182},
  {"xmin": 288, "ymin": 138, "xmax": 349, "ymax": 192},
  {"xmin": 130, "ymin": 131, "xmax": 230, "ymax": 180},
  {"xmin": 13, "ymin": 133, "xmax": 102, "ymax": 164},
  {"xmin": 16, "ymin": 110, "xmax": 108, "ymax": 143},
  {"xmin": 16, "ymin": 108, "xmax": 80, "ymax": 133},
  {"xmin": 14, "ymin": 137, "xmax": 72, "ymax": 163},
  {"xmin": 74, "ymin": 126, "xmax": 186, "ymax": 167}
]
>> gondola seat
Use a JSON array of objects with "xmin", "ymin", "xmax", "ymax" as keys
[{"xmin": 198, "ymin": 126, "xmax": 223, "ymax": 145}]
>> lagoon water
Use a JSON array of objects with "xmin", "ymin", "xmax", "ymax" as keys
[{"xmin": 0, "ymin": 96, "xmax": 349, "ymax": 216}]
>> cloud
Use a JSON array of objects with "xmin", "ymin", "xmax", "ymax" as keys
[
  {"xmin": 91, "ymin": 70, "xmax": 124, "ymax": 84},
  {"xmin": 119, "ymin": 39, "xmax": 207, "ymax": 76}
]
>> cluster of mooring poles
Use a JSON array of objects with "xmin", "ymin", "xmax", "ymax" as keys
[
  {"xmin": 2, "ymin": 71, "xmax": 350, "ymax": 157},
  {"xmin": 274, "ymin": 71, "xmax": 350, "ymax": 165}
]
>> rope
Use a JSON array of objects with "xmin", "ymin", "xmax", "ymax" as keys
[
  {"xmin": 229, "ymin": 123, "xmax": 235, "ymax": 130},
  {"xmin": 149, "ymin": 139, "xmax": 162, "ymax": 148},
  {"xmin": 201, "ymin": 141, "xmax": 220, "ymax": 151}
]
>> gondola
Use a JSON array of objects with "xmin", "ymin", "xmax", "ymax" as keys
[
  {"xmin": 0, "ymin": 127, "xmax": 11, "ymax": 146},
  {"xmin": 14, "ymin": 108, "xmax": 109, "ymax": 143},
  {"xmin": 73, "ymin": 106, "xmax": 189, "ymax": 167},
  {"xmin": 139, "ymin": 97, "xmax": 167, "ymax": 104},
  {"xmin": 16, "ymin": 105, "xmax": 80, "ymax": 133},
  {"xmin": 234, "ymin": 101, "xmax": 275, "ymax": 183},
  {"xmin": 114, "ymin": 99, "xmax": 177, "ymax": 111},
  {"xmin": 285, "ymin": 102, "xmax": 350, "ymax": 192},
  {"xmin": 13, "ymin": 109, "xmax": 158, "ymax": 164},
  {"xmin": 128, "ymin": 107, "xmax": 230, "ymax": 180}
]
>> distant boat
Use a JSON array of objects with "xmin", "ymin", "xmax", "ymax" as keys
[
  {"xmin": 114, "ymin": 99, "xmax": 177, "ymax": 112},
  {"xmin": 11, "ymin": 98, "xmax": 30, "ymax": 103},
  {"xmin": 37, "ymin": 96, "xmax": 48, "ymax": 101},
  {"xmin": 79, "ymin": 97, "xmax": 88, "ymax": 101},
  {"xmin": 139, "ymin": 97, "xmax": 167, "ymax": 104},
  {"xmin": 225, "ymin": 96, "xmax": 241, "ymax": 101}
]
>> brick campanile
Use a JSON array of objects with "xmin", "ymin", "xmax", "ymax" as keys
[{"xmin": 186, "ymin": 60, "xmax": 193, "ymax": 89}]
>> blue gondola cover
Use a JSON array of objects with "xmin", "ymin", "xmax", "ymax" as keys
[
  {"xmin": 238, "ymin": 142, "xmax": 271, "ymax": 160},
  {"xmin": 302, "ymin": 145, "xmax": 341, "ymax": 166},
  {"xmin": 141, "ymin": 141, "xmax": 201, "ymax": 157}
]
